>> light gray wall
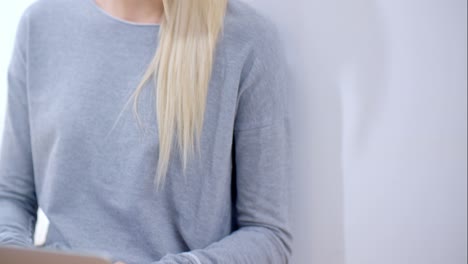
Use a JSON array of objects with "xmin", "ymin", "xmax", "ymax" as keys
[
  {"xmin": 243, "ymin": 0, "xmax": 467, "ymax": 264},
  {"xmin": 341, "ymin": 1, "xmax": 467, "ymax": 264}
]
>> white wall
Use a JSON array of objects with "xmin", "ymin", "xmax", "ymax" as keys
[
  {"xmin": 245, "ymin": 0, "xmax": 467, "ymax": 264},
  {"xmin": 341, "ymin": 1, "xmax": 467, "ymax": 263},
  {"xmin": 1, "ymin": 1, "xmax": 466, "ymax": 264}
]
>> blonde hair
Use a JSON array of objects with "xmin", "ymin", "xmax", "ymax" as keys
[{"xmin": 130, "ymin": 0, "xmax": 228, "ymax": 189}]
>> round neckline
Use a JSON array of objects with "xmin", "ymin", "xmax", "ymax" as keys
[{"xmin": 87, "ymin": 0, "xmax": 161, "ymax": 28}]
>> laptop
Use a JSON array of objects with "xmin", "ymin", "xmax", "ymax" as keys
[{"xmin": 0, "ymin": 245, "xmax": 112, "ymax": 264}]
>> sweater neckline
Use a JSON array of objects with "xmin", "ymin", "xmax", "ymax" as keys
[{"xmin": 86, "ymin": 0, "xmax": 162, "ymax": 28}]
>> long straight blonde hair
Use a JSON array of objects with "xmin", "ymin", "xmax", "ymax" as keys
[{"xmin": 130, "ymin": 0, "xmax": 228, "ymax": 189}]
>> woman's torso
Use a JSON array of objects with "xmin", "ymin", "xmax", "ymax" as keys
[{"xmin": 23, "ymin": 0, "xmax": 268, "ymax": 262}]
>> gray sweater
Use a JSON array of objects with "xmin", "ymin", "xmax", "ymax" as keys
[{"xmin": 0, "ymin": 0, "xmax": 292, "ymax": 263}]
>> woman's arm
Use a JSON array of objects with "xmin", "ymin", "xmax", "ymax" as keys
[
  {"xmin": 0, "ymin": 6, "xmax": 38, "ymax": 247},
  {"xmin": 154, "ymin": 20, "xmax": 293, "ymax": 264},
  {"xmin": 157, "ymin": 121, "xmax": 293, "ymax": 264}
]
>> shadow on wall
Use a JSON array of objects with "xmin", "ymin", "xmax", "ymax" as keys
[
  {"xmin": 339, "ymin": 1, "xmax": 388, "ymax": 153},
  {"xmin": 241, "ymin": 0, "xmax": 387, "ymax": 263}
]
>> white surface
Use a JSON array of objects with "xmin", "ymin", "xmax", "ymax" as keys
[
  {"xmin": 0, "ymin": 1, "xmax": 466, "ymax": 263},
  {"xmin": 245, "ymin": 0, "xmax": 467, "ymax": 263},
  {"xmin": 341, "ymin": 1, "xmax": 467, "ymax": 263}
]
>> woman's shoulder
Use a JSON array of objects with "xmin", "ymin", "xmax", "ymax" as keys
[
  {"xmin": 223, "ymin": 0, "xmax": 282, "ymax": 51},
  {"xmin": 16, "ymin": 0, "xmax": 86, "ymax": 35},
  {"xmin": 225, "ymin": 0, "xmax": 276, "ymax": 30},
  {"xmin": 19, "ymin": 0, "xmax": 78, "ymax": 20}
]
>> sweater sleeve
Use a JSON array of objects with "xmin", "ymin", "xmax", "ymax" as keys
[
  {"xmin": 154, "ymin": 19, "xmax": 293, "ymax": 264},
  {"xmin": 0, "ymin": 6, "xmax": 38, "ymax": 247}
]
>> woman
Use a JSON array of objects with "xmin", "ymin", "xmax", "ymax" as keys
[{"xmin": 0, "ymin": 0, "xmax": 292, "ymax": 263}]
